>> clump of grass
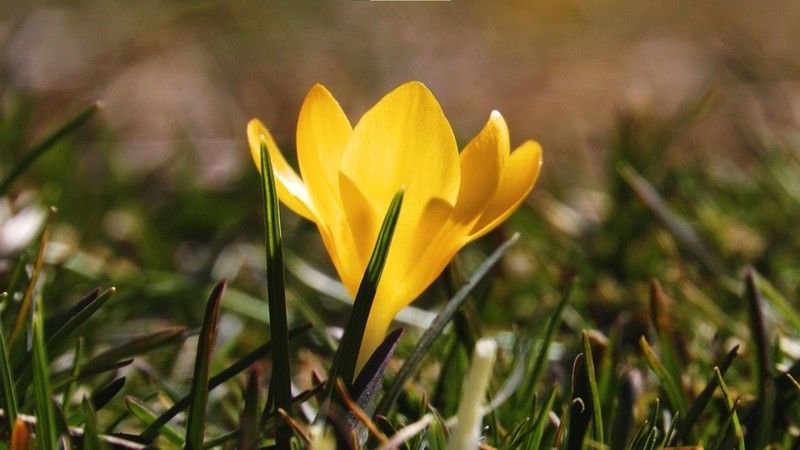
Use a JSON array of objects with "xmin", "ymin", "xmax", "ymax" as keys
[{"xmin": 0, "ymin": 83, "xmax": 799, "ymax": 450}]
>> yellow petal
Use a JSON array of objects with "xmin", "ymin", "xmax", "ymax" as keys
[
  {"xmin": 377, "ymin": 197, "xmax": 453, "ymax": 312},
  {"xmin": 469, "ymin": 140, "xmax": 542, "ymax": 239},
  {"xmin": 357, "ymin": 298, "xmax": 396, "ymax": 371},
  {"xmin": 338, "ymin": 81, "xmax": 461, "ymax": 292},
  {"xmin": 247, "ymin": 119, "xmax": 316, "ymax": 221},
  {"xmin": 375, "ymin": 111, "xmax": 511, "ymax": 308},
  {"xmin": 296, "ymin": 84, "xmax": 352, "ymax": 220},
  {"xmin": 335, "ymin": 173, "xmax": 378, "ymax": 295},
  {"xmin": 294, "ymin": 86, "xmax": 360, "ymax": 294},
  {"xmin": 339, "ymin": 81, "xmax": 460, "ymax": 218},
  {"xmin": 356, "ymin": 199, "xmax": 455, "ymax": 370},
  {"xmin": 451, "ymin": 110, "xmax": 508, "ymax": 226}
]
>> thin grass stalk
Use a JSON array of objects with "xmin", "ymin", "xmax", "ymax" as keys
[
  {"xmin": 238, "ymin": 365, "xmax": 263, "ymax": 449},
  {"xmin": 184, "ymin": 280, "xmax": 226, "ymax": 449},
  {"xmin": 32, "ymin": 294, "xmax": 57, "ymax": 450},
  {"xmin": 9, "ymin": 207, "xmax": 54, "ymax": 346},
  {"xmin": 712, "ymin": 367, "xmax": 744, "ymax": 450},
  {"xmin": 639, "ymin": 336, "xmax": 686, "ymax": 416},
  {"xmin": 0, "ymin": 292, "xmax": 18, "ymax": 426},
  {"xmin": 670, "ymin": 345, "xmax": 738, "ymax": 445},
  {"xmin": 581, "ymin": 331, "xmax": 604, "ymax": 446},
  {"xmin": 126, "ymin": 396, "xmax": 185, "ymax": 446},
  {"xmin": 0, "ymin": 102, "xmax": 100, "ymax": 195},
  {"xmin": 61, "ymin": 338, "xmax": 83, "ymax": 415},
  {"xmin": 81, "ymin": 397, "xmax": 104, "ymax": 450},
  {"xmin": 521, "ymin": 280, "xmax": 575, "ymax": 407},
  {"xmin": 526, "ymin": 387, "xmax": 557, "ymax": 450},
  {"xmin": 258, "ymin": 136, "xmax": 292, "ymax": 447},
  {"xmin": 743, "ymin": 270, "xmax": 775, "ymax": 449}
]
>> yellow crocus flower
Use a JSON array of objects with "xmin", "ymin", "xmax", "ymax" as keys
[{"xmin": 248, "ymin": 81, "xmax": 542, "ymax": 370}]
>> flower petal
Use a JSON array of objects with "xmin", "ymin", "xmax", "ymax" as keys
[
  {"xmin": 339, "ymin": 81, "xmax": 460, "ymax": 219},
  {"xmin": 359, "ymin": 196, "xmax": 454, "ymax": 370},
  {"xmin": 338, "ymin": 81, "xmax": 461, "ymax": 295},
  {"xmin": 293, "ymin": 86, "xmax": 362, "ymax": 294},
  {"xmin": 357, "ymin": 298, "xmax": 396, "ymax": 371},
  {"xmin": 335, "ymin": 173, "xmax": 378, "ymax": 295},
  {"xmin": 296, "ymin": 84, "xmax": 352, "ymax": 222},
  {"xmin": 469, "ymin": 140, "xmax": 543, "ymax": 240},
  {"xmin": 377, "ymin": 197, "xmax": 453, "ymax": 312},
  {"xmin": 451, "ymin": 110, "xmax": 508, "ymax": 226},
  {"xmin": 247, "ymin": 119, "xmax": 316, "ymax": 221}
]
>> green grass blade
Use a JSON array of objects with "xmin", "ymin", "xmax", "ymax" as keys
[
  {"xmin": 521, "ymin": 281, "xmax": 575, "ymax": 410},
  {"xmin": 9, "ymin": 207, "xmax": 53, "ymax": 347},
  {"xmin": 502, "ymin": 417, "xmax": 531, "ymax": 449},
  {"xmin": 376, "ymin": 233, "xmax": 519, "ymax": 417},
  {"xmin": 15, "ymin": 288, "xmax": 116, "ymax": 396},
  {"xmin": 581, "ymin": 331, "xmax": 604, "ymax": 446},
  {"xmin": 648, "ymin": 281, "xmax": 682, "ymax": 396},
  {"xmin": 66, "ymin": 376, "xmax": 127, "ymax": 426},
  {"xmin": 238, "ymin": 365, "xmax": 263, "ymax": 450},
  {"xmin": 707, "ymin": 400, "xmax": 739, "ymax": 450},
  {"xmin": 752, "ymin": 270, "xmax": 800, "ymax": 334},
  {"xmin": 258, "ymin": 136, "xmax": 292, "ymax": 447},
  {"xmin": 61, "ymin": 338, "xmax": 83, "ymax": 417},
  {"xmin": 712, "ymin": 367, "xmax": 744, "ymax": 450},
  {"xmin": 185, "ymin": 280, "xmax": 226, "ymax": 450},
  {"xmin": 660, "ymin": 412, "xmax": 678, "ymax": 448},
  {"xmin": 139, "ymin": 322, "xmax": 312, "ymax": 441},
  {"xmin": 81, "ymin": 396, "xmax": 106, "ymax": 450},
  {"xmin": 640, "ymin": 427, "xmax": 659, "ymax": 450},
  {"xmin": 671, "ymin": 345, "xmax": 738, "ymax": 445},
  {"xmin": 0, "ymin": 102, "xmax": 100, "ymax": 196},
  {"xmin": 0, "ymin": 292, "xmax": 19, "ymax": 426},
  {"xmin": 565, "ymin": 353, "xmax": 589, "ymax": 450},
  {"xmin": 32, "ymin": 295, "xmax": 58, "ymax": 450},
  {"xmin": 82, "ymin": 327, "xmax": 188, "ymax": 370},
  {"xmin": 45, "ymin": 288, "xmax": 116, "ymax": 357},
  {"xmin": 629, "ymin": 400, "xmax": 658, "ymax": 450},
  {"xmin": 628, "ymin": 421, "xmax": 648, "ymax": 450},
  {"xmin": 618, "ymin": 163, "xmax": 726, "ymax": 276},
  {"xmin": 526, "ymin": 387, "xmax": 557, "ymax": 450},
  {"xmin": 325, "ymin": 188, "xmax": 404, "ymax": 404},
  {"xmin": 44, "ymin": 288, "xmax": 101, "ymax": 340},
  {"xmin": 638, "ymin": 336, "xmax": 686, "ymax": 416},
  {"xmin": 743, "ymin": 270, "xmax": 775, "ymax": 449},
  {"xmin": 427, "ymin": 415, "xmax": 447, "ymax": 450},
  {"xmin": 125, "ymin": 396, "xmax": 186, "ymax": 446},
  {"xmin": 91, "ymin": 377, "xmax": 127, "ymax": 411},
  {"xmin": 202, "ymin": 429, "xmax": 240, "ymax": 449},
  {"xmin": 51, "ymin": 359, "xmax": 134, "ymax": 390},
  {"xmin": 609, "ymin": 370, "xmax": 636, "ymax": 450}
]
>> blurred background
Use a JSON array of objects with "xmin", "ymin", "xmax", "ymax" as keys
[
  {"xmin": 4, "ymin": 0, "xmax": 800, "ymax": 189},
  {"xmin": 2, "ymin": 0, "xmax": 800, "ymax": 385}
]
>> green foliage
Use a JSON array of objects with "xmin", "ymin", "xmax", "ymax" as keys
[{"xmin": 1, "ymin": 80, "xmax": 800, "ymax": 450}]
